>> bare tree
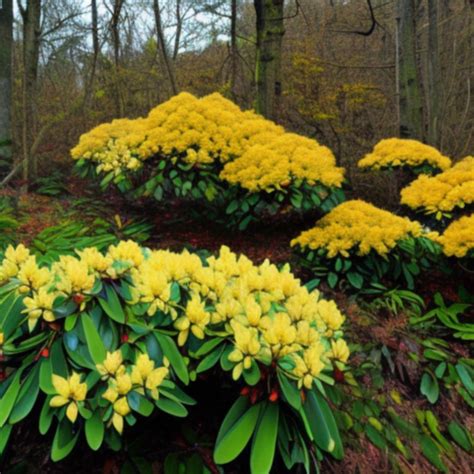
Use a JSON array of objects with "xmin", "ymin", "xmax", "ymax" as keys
[
  {"xmin": 153, "ymin": 0, "xmax": 178, "ymax": 95},
  {"xmin": 427, "ymin": 0, "xmax": 441, "ymax": 146},
  {"xmin": 0, "ymin": 0, "xmax": 13, "ymax": 162}
]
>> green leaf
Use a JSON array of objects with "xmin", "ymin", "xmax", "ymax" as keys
[
  {"xmin": 85, "ymin": 412, "xmax": 104, "ymax": 451},
  {"xmin": 214, "ymin": 403, "xmax": 261, "ymax": 465},
  {"xmin": 455, "ymin": 363, "xmax": 474, "ymax": 394},
  {"xmin": 420, "ymin": 435, "xmax": 448, "ymax": 472},
  {"xmin": 81, "ymin": 312, "xmax": 106, "ymax": 365},
  {"xmin": 243, "ymin": 359, "xmax": 261, "ymax": 386},
  {"xmin": 9, "ymin": 363, "xmax": 41, "ymax": 424},
  {"xmin": 420, "ymin": 372, "xmax": 439, "ymax": 404},
  {"xmin": 0, "ymin": 370, "xmax": 22, "ymax": 427},
  {"xmin": 447, "ymin": 421, "xmax": 472, "ymax": 452},
  {"xmin": 51, "ymin": 420, "xmax": 80, "ymax": 462},
  {"xmin": 128, "ymin": 391, "xmax": 154, "ymax": 416},
  {"xmin": 0, "ymin": 425, "xmax": 12, "ymax": 455},
  {"xmin": 99, "ymin": 285, "xmax": 125, "ymax": 323},
  {"xmin": 192, "ymin": 338, "xmax": 224, "ymax": 358},
  {"xmin": 39, "ymin": 357, "xmax": 56, "ymax": 394},
  {"xmin": 155, "ymin": 397, "xmax": 188, "ymax": 417},
  {"xmin": 155, "ymin": 332, "xmax": 189, "ymax": 384},
  {"xmin": 365, "ymin": 424, "xmax": 387, "ymax": 450},
  {"xmin": 196, "ymin": 345, "xmax": 225, "ymax": 373},
  {"xmin": 39, "ymin": 397, "xmax": 54, "ymax": 435},
  {"xmin": 346, "ymin": 272, "xmax": 363, "ymax": 290},
  {"xmin": 277, "ymin": 371, "xmax": 301, "ymax": 410},
  {"xmin": 226, "ymin": 200, "xmax": 239, "ymax": 214},
  {"xmin": 327, "ymin": 272, "xmax": 338, "ymax": 289},
  {"xmin": 250, "ymin": 402, "xmax": 279, "ymax": 474},
  {"xmin": 215, "ymin": 396, "xmax": 250, "ymax": 446}
]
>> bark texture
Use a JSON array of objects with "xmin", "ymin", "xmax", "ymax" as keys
[{"xmin": 254, "ymin": 0, "xmax": 285, "ymax": 120}]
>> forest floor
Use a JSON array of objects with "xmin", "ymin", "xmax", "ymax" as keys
[{"xmin": 0, "ymin": 175, "xmax": 473, "ymax": 474}]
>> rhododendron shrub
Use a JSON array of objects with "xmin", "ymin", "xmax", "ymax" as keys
[
  {"xmin": 291, "ymin": 200, "xmax": 440, "ymax": 291},
  {"xmin": 72, "ymin": 93, "xmax": 345, "ymax": 229},
  {"xmin": 0, "ymin": 242, "xmax": 348, "ymax": 472},
  {"xmin": 401, "ymin": 156, "xmax": 474, "ymax": 224},
  {"xmin": 437, "ymin": 214, "xmax": 474, "ymax": 259},
  {"xmin": 358, "ymin": 138, "xmax": 451, "ymax": 174}
]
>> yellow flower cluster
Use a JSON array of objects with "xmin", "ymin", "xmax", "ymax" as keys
[
  {"xmin": 0, "ymin": 242, "xmax": 348, "ymax": 391},
  {"xmin": 358, "ymin": 138, "xmax": 451, "ymax": 171},
  {"xmin": 50, "ymin": 372, "xmax": 88, "ymax": 423},
  {"xmin": 291, "ymin": 200, "xmax": 423, "ymax": 257},
  {"xmin": 401, "ymin": 156, "xmax": 474, "ymax": 215},
  {"xmin": 220, "ymin": 133, "xmax": 344, "ymax": 192},
  {"xmin": 71, "ymin": 92, "xmax": 344, "ymax": 191},
  {"xmin": 99, "ymin": 351, "xmax": 169, "ymax": 433},
  {"xmin": 436, "ymin": 214, "xmax": 474, "ymax": 258}
]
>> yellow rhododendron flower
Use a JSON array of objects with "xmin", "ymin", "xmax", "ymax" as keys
[
  {"xmin": 329, "ymin": 339, "xmax": 350, "ymax": 363},
  {"xmin": 175, "ymin": 294, "xmax": 210, "ymax": 346},
  {"xmin": 22, "ymin": 287, "xmax": 56, "ymax": 331},
  {"xmin": 96, "ymin": 351, "xmax": 124, "ymax": 379},
  {"xmin": 358, "ymin": 138, "xmax": 451, "ymax": 171},
  {"xmin": 50, "ymin": 373, "xmax": 87, "ymax": 423},
  {"xmin": 17, "ymin": 257, "xmax": 50, "ymax": 293},
  {"xmin": 401, "ymin": 156, "xmax": 474, "ymax": 214},
  {"xmin": 437, "ymin": 214, "xmax": 474, "ymax": 258},
  {"xmin": 53, "ymin": 256, "xmax": 95, "ymax": 295},
  {"xmin": 291, "ymin": 200, "xmax": 423, "ymax": 257}
]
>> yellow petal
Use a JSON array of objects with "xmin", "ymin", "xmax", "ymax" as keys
[
  {"xmin": 112, "ymin": 413, "xmax": 124, "ymax": 434},
  {"xmin": 66, "ymin": 402, "xmax": 78, "ymax": 423},
  {"xmin": 50, "ymin": 395, "xmax": 69, "ymax": 407},
  {"xmin": 52, "ymin": 375, "xmax": 70, "ymax": 398}
]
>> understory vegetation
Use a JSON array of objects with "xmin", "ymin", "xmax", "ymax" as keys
[{"xmin": 0, "ymin": 93, "xmax": 472, "ymax": 474}]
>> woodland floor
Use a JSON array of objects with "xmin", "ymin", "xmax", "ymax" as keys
[{"xmin": 0, "ymin": 175, "xmax": 473, "ymax": 474}]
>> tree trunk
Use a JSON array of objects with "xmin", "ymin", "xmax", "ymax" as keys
[
  {"xmin": 254, "ymin": 0, "xmax": 285, "ymax": 120},
  {"xmin": 153, "ymin": 0, "xmax": 178, "ymax": 96},
  {"xmin": 172, "ymin": 0, "xmax": 181, "ymax": 60},
  {"xmin": 0, "ymin": 0, "xmax": 13, "ymax": 161},
  {"xmin": 230, "ymin": 0, "xmax": 238, "ymax": 100},
  {"xmin": 109, "ymin": 0, "xmax": 124, "ymax": 117},
  {"xmin": 20, "ymin": 0, "xmax": 42, "ymax": 185},
  {"xmin": 397, "ymin": 0, "xmax": 423, "ymax": 139},
  {"xmin": 427, "ymin": 0, "xmax": 441, "ymax": 147},
  {"xmin": 84, "ymin": 0, "xmax": 100, "ymax": 108}
]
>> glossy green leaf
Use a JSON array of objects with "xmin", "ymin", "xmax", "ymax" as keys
[
  {"xmin": 99, "ymin": 285, "xmax": 125, "ymax": 323},
  {"xmin": 277, "ymin": 371, "xmax": 301, "ymax": 410},
  {"xmin": 85, "ymin": 411, "xmax": 104, "ymax": 451},
  {"xmin": 420, "ymin": 372, "xmax": 439, "ymax": 404},
  {"xmin": 214, "ymin": 403, "xmax": 261, "ymax": 465},
  {"xmin": 81, "ymin": 312, "xmax": 106, "ymax": 365},
  {"xmin": 0, "ymin": 370, "xmax": 22, "ymax": 427},
  {"xmin": 155, "ymin": 332, "xmax": 189, "ymax": 385},
  {"xmin": 215, "ymin": 396, "xmax": 250, "ymax": 446},
  {"xmin": 155, "ymin": 397, "xmax": 188, "ymax": 417},
  {"xmin": 250, "ymin": 402, "xmax": 279, "ymax": 474}
]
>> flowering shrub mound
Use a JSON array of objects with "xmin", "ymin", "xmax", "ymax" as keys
[
  {"xmin": 291, "ymin": 200, "xmax": 439, "ymax": 290},
  {"xmin": 72, "ymin": 93, "xmax": 345, "ymax": 229},
  {"xmin": 0, "ymin": 242, "xmax": 348, "ymax": 472},
  {"xmin": 437, "ymin": 213, "xmax": 474, "ymax": 258},
  {"xmin": 358, "ymin": 138, "xmax": 451, "ymax": 173},
  {"xmin": 401, "ymin": 156, "xmax": 474, "ymax": 220}
]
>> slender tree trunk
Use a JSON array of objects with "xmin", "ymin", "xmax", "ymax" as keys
[
  {"xmin": 427, "ymin": 0, "xmax": 441, "ymax": 147},
  {"xmin": 153, "ymin": 0, "xmax": 178, "ymax": 95},
  {"xmin": 172, "ymin": 0, "xmax": 181, "ymax": 60},
  {"xmin": 19, "ymin": 0, "xmax": 42, "ymax": 185},
  {"xmin": 254, "ymin": 0, "xmax": 285, "ymax": 120},
  {"xmin": 230, "ymin": 0, "xmax": 238, "ymax": 100},
  {"xmin": 397, "ymin": 0, "xmax": 423, "ymax": 139},
  {"xmin": 84, "ymin": 0, "xmax": 100, "ymax": 109},
  {"xmin": 110, "ymin": 0, "xmax": 124, "ymax": 117},
  {"xmin": 0, "ymin": 0, "xmax": 13, "ymax": 161}
]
